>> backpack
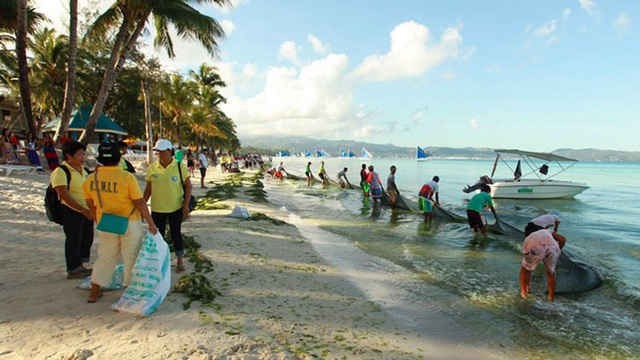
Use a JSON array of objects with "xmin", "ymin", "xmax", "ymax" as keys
[{"xmin": 44, "ymin": 165, "xmax": 71, "ymax": 225}]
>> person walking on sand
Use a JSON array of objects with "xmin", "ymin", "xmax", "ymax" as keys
[
  {"xmin": 367, "ymin": 165, "xmax": 383, "ymax": 202},
  {"xmin": 51, "ymin": 141, "xmax": 94, "ymax": 279},
  {"xmin": 83, "ymin": 142, "xmax": 158, "ymax": 303},
  {"xmin": 198, "ymin": 149, "xmax": 209, "ymax": 189},
  {"xmin": 520, "ymin": 229, "xmax": 566, "ymax": 301},
  {"xmin": 144, "ymin": 139, "xmax": 192, "ymax": 272},
  {"xmin": 360, "ymin": 164, "xmax": 369, "ymax": 197},
  {"xmin": 318, "ymin": 161, "xmax": 329, "ymax": 187},
  {"xmin": 187, "ymin": 149, "xmax": 195, "ymax": 177},
  {"xmin": 524, "ymin": 212, "xmax": 560, "ymax": 237},
  {"xmin": 386, "ymin": 165, "xmax": 400, "ymax": 208},
  {"xmin": 305, "ymin": 161, "xmax": 313, "ymax": 186},
  {"xmin": 418, "ymin": 176, "xmax": 440, "ymax": 224},
  {"xmin": 466, "ymin": 183, "xmax": 498, "ymax": 235}
]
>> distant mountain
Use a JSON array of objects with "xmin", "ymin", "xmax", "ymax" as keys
[{"xmin": 241, "ymin": 136, "xmax": 640, "ymax": 162}]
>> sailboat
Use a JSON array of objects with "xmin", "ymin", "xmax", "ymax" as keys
[
  {"xmin": 416, "ymin": 146, "xmax": 430, "ymax": 161},
  {"xmin": 360, "ymin": 147, "xmax": 373, "ymax": 160}
]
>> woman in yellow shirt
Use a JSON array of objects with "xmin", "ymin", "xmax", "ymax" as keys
[
  {"xmin": 83, "ymin": 142, "xmax": 157, "ymax": 303},
  {"xmin": 144, "ymin": 139, "xmax": 192, "ymax": 272}
]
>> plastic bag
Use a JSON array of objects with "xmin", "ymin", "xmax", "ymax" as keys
[
  {"xmin": 77, "ymin": 263, "xmax": 124, "ymax": 291},
  {"xmin": 230, "ymin": 205, "xmax": 250, "ymax": 219},
  {"xmin": 111, "ymin": 232, "xmax": 171, "ymax": 316}
]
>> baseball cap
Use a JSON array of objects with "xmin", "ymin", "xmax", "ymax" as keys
[{"xmin": 153, "ymin": 139, "xmax": 173, "ymax": 151}]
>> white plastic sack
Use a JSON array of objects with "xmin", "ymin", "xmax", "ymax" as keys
[
  {"xmin": 230, "ymin": 205, "xmax": 250, "ymax": 219},
  {"xmin": 77, "ymin": 263, "xmax": 124, "ymax": 291},
  {"xmin": 111, "ymin": 232, "xmax": 171, "ymax": 316}
]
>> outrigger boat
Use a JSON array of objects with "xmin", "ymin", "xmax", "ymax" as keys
[{"xmin": 464, "ymin": 149, "xmax": 589, "ymax": 199}]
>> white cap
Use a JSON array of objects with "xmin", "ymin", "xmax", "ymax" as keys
[{"xmin": 153, "ymin": 139, "xmax": 173, "ymax": 151}]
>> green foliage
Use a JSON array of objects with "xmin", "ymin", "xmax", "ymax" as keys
[
  {"xmin": 247, "ymin": 212, "xmax": 288, "ymax": 226},
  {"xmin": 173, "ymin": 234, "xmax": 220, "ymax": 309}
]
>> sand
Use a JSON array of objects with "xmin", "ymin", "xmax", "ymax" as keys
[{"xmin": 0, "ymin": 165, "xmax": 508, "ymax": 359}]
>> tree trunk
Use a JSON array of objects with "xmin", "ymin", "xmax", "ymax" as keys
[
  {"xmin": 141, "ymin": 79, "xmax": 153, "ymax": 164},
  {"xmin": 54, "ymin": 0, "xmax": 78, "ymax": 142},
  {"xmin": 78, "ymin": 12, "xmax": 147, "ymax": 143},
  {"xmin": 15, "ymin": 0, "xmax": 35, "ymax": 138}
]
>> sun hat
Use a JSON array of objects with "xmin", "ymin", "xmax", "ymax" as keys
[
  {"xmin": 153, "ymin": 139, "xmax": 173, "ymax": 151},
  {"xmin": 96, "ymin": 142, "xmax": 121, "ymax": 165}
]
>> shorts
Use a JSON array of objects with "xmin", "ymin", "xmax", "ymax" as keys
[
  {"xmin": 521, "ymin": 241, "xmax": 560, "ymax": 273},
  {"xmin": 199, "ymin": 167, "xmax": 207, "ymax": 178},
  {"xmin": 305, "ymin": 171, "xmax": 311, "ymax": 177},
  {"xmin": 319, "ymin": 173, "xmax": 326, "ymax": 180},
  {"xmin": 466, "ymin": 209, "xmax": 483, "ymax": 229},
  {"xmin": 187, "ymin": 159, "xmax": 194, "ymax": 168},
  {"xmin": 371, "ymin": 186, "xmax": 383, "ymax": 198},
  {"xmin": 524, "ymin": 222, "xmax": 545, "ymax": 237},
  {"xmin": 361, "ymin": 182, "xmax": 370, "ymax": 194},
  {"xmin": 418, "ymin": 197, "xmax": 433, "ymax": 212}
]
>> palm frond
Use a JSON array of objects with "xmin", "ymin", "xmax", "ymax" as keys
[{"xmin": 84, "ymin": 5, "xmax": 122, "ymax": 43}]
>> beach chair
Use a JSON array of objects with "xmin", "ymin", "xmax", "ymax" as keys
[{"xmin": 0, "ymin": 164, "xmax": 38, "ymax": 176}]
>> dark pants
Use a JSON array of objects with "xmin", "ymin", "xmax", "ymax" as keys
[
  {"xmin": 62, "ymin": 206, "xmax": 94, "ymax": 271},
  {"xmin": 152, "ymin": 209, "xmax": 184, "ymax": 257},
  {"xmin": 524, "ymin": 222, "xmax": 545, "ymax": 237}
]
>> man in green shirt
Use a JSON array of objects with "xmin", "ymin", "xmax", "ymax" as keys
[{"xmin": 466, "ymin": 184, "xmax": 498, "ymax": 235}]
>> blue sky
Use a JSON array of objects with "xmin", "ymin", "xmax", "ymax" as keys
[{"xmin": 41, "ymin": 0, "xmax": 639, "ymax": 151}]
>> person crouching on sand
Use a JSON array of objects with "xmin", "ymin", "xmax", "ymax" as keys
[
  {"xmin": 83, "ymin": 142, "xmax": 158, "ymax": 303},
  {"xmin": 520, "ymin": 229, "xmax": 566, "ymax": 301},
  {"xmin": 466, "ymin": 183, "xmax": 498, "ymax": 235}
]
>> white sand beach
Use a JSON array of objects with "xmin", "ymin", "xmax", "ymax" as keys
[{"xmin": 0, "ymin": 167, "xmax": 508, "ymax": 359}]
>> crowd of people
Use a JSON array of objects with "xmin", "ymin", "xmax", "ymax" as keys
[
  {"xmin": 274, "ymin": 160, "xmax": 569, "ymax": 302},
  {"xmin": 47, "ymin": 138, "xmax": 208, "ymax": 304}
]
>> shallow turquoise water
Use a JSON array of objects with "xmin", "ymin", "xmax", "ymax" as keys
[{"xmin": 266, "ymin": 158, "xmax": 640, "ymax": 359}]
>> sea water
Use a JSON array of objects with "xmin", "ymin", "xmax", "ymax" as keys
[{"xmin": 264, "ymin": 158, "xmax": 640, "ymax": 359}]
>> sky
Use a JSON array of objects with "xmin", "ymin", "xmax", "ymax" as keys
[{"xmin": 35, "ymin": 0, "xmax": 639, "ymax": 151}]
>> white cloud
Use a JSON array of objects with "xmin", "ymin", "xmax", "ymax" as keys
[
  {"xmin": 441, "ymin": 71, "xmax": 456, "ymax": 80},
  {"xmin": 579, "ymin": 0, "xmax": 596, "ymax": 15},
  {"xmin": 613, "ymin": 13, "xmax": 631, "ymax": 32},
  {"xmin": 470, "ymin": 118, "xmax": 479, "ymax": 129},
  {"xmin": 307, "ymin": 34, "xmax": 328, "ymax": 54},
  {"xmin": 534, "ymin": 20, "xmax": 558, "ymax": 37},
  {"xmin": 141, "ymin": 26, "xmax": 217, "ymax": 72},
  {"xmin": 242, "ymin": 63, "xmax": 257, "ymax": 79},
  {"xmin": 351, "ymin": 21, "xmax": 463, "ymax": 82},
  {"xmin": 221, "ymin": 54, "xmax": 359, "ymax": 137},
  {"xmin": 221, "ymin": 20, "xmax": 235, "ymax": 36},
  {"xmin": 278, "ymin": 41, "xmax": 299, "ymax": 64},
  {"xmin": 32, "ymin": 0, "xmax": 112, "ymax": 35},
  {"xmin": 563, "ymin": 8, "xmax": 572, "ymax": 21}
]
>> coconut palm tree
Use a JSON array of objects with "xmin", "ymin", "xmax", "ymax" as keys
[
  {"xmin": 78, "ymin": 0, "xmax": 230, "ymax": 143},
  {"xmin": 54, "ymin": 0, "xmax": 78, "ymax": 142},
  {"xmin": 159, "ymin": 73, "xmax": 197, "ymax": 145}
]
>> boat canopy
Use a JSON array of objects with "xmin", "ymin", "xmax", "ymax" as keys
[{"xmin": 493, "ymin": 149, "xmax": 578, "ymax": 162}]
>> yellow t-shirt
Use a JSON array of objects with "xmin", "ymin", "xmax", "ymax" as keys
[
  {"xmin": 82, "ymin": 166, "xmax": 143, "ymax": 222},
  {"xmin": 145, "ymin": 159, "xmax": 189, "ymax": 213},
  {"xmin": 50, "ymin": 162, "xmax": 88, "ymax": 209}
]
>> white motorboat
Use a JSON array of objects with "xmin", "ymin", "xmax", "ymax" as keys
[{"xmin": 464, "ymin": 149, "xmax": 589, "ymax": 199}]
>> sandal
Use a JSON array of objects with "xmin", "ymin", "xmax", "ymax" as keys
[{"xmin": 87, "ymin": 283, "xmax": 103, "ymax": 303}]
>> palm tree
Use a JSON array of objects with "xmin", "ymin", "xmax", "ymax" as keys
[
  {"xmin": 78, "ymin": 0, "xmax": 230, "ymax": 143},
  {"xmin": 16, "ymin": 0, "xmax": 35, "ymax": 137},
  {"xmin": 159, "ymin": 74, "xmax": 196, "ymax": 144},
  {"xmin": 54, "ymin": 0, "xmax": 78, "ymax": 142},
  {"xmin": 1, "ymin": 0, "xmax": 44, "ymax": 137},
  {"xmin": 29, "ymin": 28, "xmax": 68, "ymax": 123}
]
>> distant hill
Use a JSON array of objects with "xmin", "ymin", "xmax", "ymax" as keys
[{"xmin": 241, "ymin": 136, "xmax": 640, "ymax": 162}]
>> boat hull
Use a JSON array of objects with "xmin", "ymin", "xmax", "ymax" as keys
[{"xmin": 490, "ymin": 179, "xmax": 589, "ymax": 199}]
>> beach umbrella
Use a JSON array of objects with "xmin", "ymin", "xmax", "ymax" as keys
[{"xmin": 43, "ymin": 105, "xmax": 127, "ymax": 136}]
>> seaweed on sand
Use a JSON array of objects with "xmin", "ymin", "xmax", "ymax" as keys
[
  {"xmin": 173, "ymin": 234, "xmax": 220, "ymax": 309},
  {"xmin": 247, "ymin": 212, "xmax": 288, "ymax": 226}
]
